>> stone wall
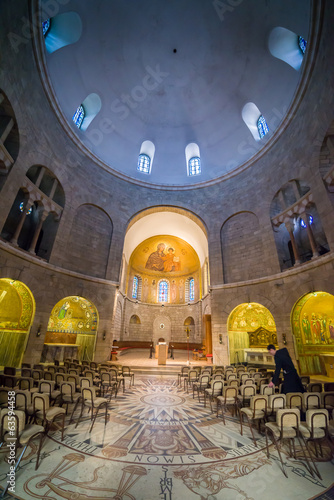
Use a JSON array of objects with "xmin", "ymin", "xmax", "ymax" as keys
[{"xmin": 0, "ymin": 1, "xmax": 333, "ymax": 369}]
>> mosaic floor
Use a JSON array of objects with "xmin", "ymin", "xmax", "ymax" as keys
[{"xmin": 0, "ymin": 376, "xmax": 333, "ymax": 500}]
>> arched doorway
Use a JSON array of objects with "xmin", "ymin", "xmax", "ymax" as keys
[
  {"xmin": 227, "ymin": 302, "xmax": 277, "ymax": 364},
  {"xmin": 0, "ymin": 278, "xmax": 35, "ymax": 367},
  {"xmin": 291, "ymin": 291, "xmax": 334, "ymax": 375},
  {"xmin": 45, "ymin": 296, "xmax": 98, "ymax": 361}
]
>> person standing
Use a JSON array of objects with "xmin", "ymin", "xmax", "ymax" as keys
[{"xmin": 267, "ymin": 344, "xmax": 305, "ymax": 394}]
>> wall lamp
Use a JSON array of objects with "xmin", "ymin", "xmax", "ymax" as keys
[
  {"xmin": 102, "ymin": 330, "xmax": 106, "ymax": 341},
  {"xmin": 36, "ymin": 325, "xmax": 42, "ymax": 337}
]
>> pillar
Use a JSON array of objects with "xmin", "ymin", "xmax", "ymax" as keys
[
  {"xmin": 284, "ymin": 220, "xmax": 301, "ymax": 265},
  {"xmin": 10, "ymin": 199, "xmax": 34, "ymax": 245},
  {"xmin": 29, "ymin": 209, "xmax": 49, "ymax": 254},
  {"xmin": 300, "ymin": 212, "xmax": 319, "ymax": 258}
]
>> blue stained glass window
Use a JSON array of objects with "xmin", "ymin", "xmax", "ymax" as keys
[
  {"xmin": 137, "ymin": 154, "xmax": 151, "ymax": 174},
  {"xmin": 42, "ymin": 18, "xmax": 51, "ymax": 37},
  {"xmin": 159, "ymin": 281, "xmax": 168, "ymax": 302},
  {"xmin": 73, "ymin": 105, "xmax": 85, "ymax": 129},
  {"xmin": 257, "ymin": 115, "xmax": 269, "ymax": 139},
  {"xmin": 298, "ymin": 36, "xmax": 307, "ymax": 55},
  {"xmin": 132, "ymin": 276, "xmax": 138, "ymax": 299},
  {"xmin": 300, "ymin": 215, "xmax": 313, "ymax": 228},
  {"xmin": 189, "ymin": 278, "xmax": 195, "ymax": 301},
  {"xmin": 188, "ymin": 156, "xmax": 201, "ymax": 176},
  {"xmin": 19, "ymin": 202, "xmax": 32, "ymax": 215}
]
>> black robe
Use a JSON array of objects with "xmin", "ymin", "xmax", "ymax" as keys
[{"xmin": 272, "ymin": 348, "xmax": 305, "ymax": 394}]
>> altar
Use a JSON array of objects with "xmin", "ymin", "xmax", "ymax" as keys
[
  {"xmin": 244, "ymin": 348, "xmax": 275, "ymax": 367},
  {"xmin": 155, "ymin": 342, "xmax": 168, "ymax": 365},
  {"xmin": 41, "ymin": 343, "xmax": 80, "ymax": 362}
]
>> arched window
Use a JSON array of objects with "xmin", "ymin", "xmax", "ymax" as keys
[
  {"xmin": 42, "ymin": 18, "xmax": 51, "ymax": 37},
  {"xmin": 131, "ymin": 275, "xmax": 142, "ymax": 300},
  {"xmin": 158, "ymin": 280, "xmax": 169, "ymax": 302},
  {"xmin": 132, "ymin": 276, "xmax": 138, "ymax": 298},
  {"xmin": 188, "ymin": 157, "xmax": 201, "ymax": 176},
  {"xmin": 72, "ymin": 94, "xmax": 101, "ymax": 131},
  {"xmin": 298, "ymin": 36, "xmax": 307, "ymax": 55},
  {"xmin": 73, "ymin": 104, "xmax": 85, "ymax": 129},
  {"xmin": 242, "ymin": 103, "xmax": 269, "ymax": 141},
  {"xmin": 185, "ymin": 277, "xmax": 195, "ymax": 302},
  {"xmin": 137, "ymin": 154, "xmax": 151, "ymax": 174},
  {"xmin": 137, "ymin": 140, "xmax": 155, "ymax": 174},
  {"xmin": 268, "ymin": 27, "xmax": 306, "ymax": 71},
  {"xmin": 185, "ymin": 143, "xmax": 201, "ymax": 176},
  {"xmin": 189, "ymin": 278, "xmax": 195, "ymax": 301},
  {"xmin": 257, "ymin": 115, "xmax": 269, "ymax": 139},
  {"xmin": 43, "ymin": 12, "xmax": 82, "ymax": 54}
]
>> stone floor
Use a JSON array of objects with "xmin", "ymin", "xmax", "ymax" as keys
[{"xmin": 0, "ymin": 367, "xmax": 333, "ymax": 500}]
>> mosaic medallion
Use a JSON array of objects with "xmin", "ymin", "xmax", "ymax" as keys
[{"xmin": 51, "ymin": 377, "xmax": 267, "ymax": 466}]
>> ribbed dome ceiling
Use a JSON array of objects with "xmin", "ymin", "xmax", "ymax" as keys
[{"xmin": 41, "ymin": 0, "xmax": 311, "ymax": 188}]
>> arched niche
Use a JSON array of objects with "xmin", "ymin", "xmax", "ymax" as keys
[
  {"xmin": 270, "ymin": 180, "xmax": 329, "ymax": 270},
  {"xmin": 221, "ymin": 211, "xmax": 264, "ymax": 283},
  {"xmin": 129, "ymin": 314, "xmax": 142, "ymax": 339},
  {"xmin": 184, "ymin": 316, "xmax": 195, "ymax": 326},
  {"xmin": 291, "ymin": 291, "xmax": 334, "ymax": 376},
  {"xmin": 268, "ymin": 27, "xmax": 305, "ymax": 71},
  {"xmin": 44, "ymin": 12, "xmax": 83, "ymax": 54},
  {"xmin": 0, "ymin": 90, "xmax": 19, "ymax": 192},
  {"xmin": 64, "ymin": 204, "xmax": 112, "ymax": 278},
  {"xmin": 45, "ymin": 295, "xmax": 98, "ymax": 361},
  {"xmin": 0, "ymin": 165, "xmax": 65, "ymax": 260},
  {"xmin": 0, "ymin": 279, "xmax": 35, "ymax": 368},
  {"xmin": 130, "ymin": 315, "xmax": 141, "ymax": 324},
  {"xmin": 227, "ymin": 302, "xmax": 277, "ymax": 364}
]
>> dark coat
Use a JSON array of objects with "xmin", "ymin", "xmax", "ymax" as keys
[{"xmin": 272, "ymin": 348, "xmax": 305, "ymax": 394}]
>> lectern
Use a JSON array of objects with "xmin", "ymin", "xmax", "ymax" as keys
[{"xmin": 157, "ymin": 342, "xmax": 168, "ymax": 365}]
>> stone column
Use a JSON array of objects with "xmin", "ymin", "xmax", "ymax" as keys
[
  {"xmin": 35, "ymin": 166, "xmax": 45, "ymax": 188},
  {"xmin": 10, "ymin": 199, "xmax": 34, "ymax": 245},
  {"xmin": 49, "ymin": 178, "xmax": 58, "ymax": 199},
  {"xmin": 300, "ymin": 212, "xmax": 319, "ymax": 258},
  {"xmin": 284, "ymin": 219, "xmax": 301, "ymax": 265},
  {"xmin": 0, "ymin": 118, "xmax": 14, "ymax": 144},
  {"xmin": 29, "ymin": 209, "xmax": 49, "ymax": 254}
]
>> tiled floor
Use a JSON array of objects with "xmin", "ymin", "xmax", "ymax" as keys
[{"xmin": 0, "ymin": 369, "xmax": 333, "ymax": 500}]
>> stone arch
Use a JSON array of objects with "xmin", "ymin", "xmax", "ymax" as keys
[
  {"xmin": 65, "ymin": 204, "xmax": 113, "ymax": 278},
  {"xmin": 0, "ymin": 278, "xmax": 35, "ymax": 367},
  {"xmin": 221, "ymin": 211, "xmax": 264, "ymax": 283},
  {"xmin": 0, "ymin": 165, "xmax": 65, "ymax": 260}
]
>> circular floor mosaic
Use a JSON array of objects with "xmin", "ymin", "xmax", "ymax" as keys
[{"xmin": 51, "ymin": 377, "xmax": 266, "ymax": 466}]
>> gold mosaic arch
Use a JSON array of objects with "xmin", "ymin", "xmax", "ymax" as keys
[
  {"xmin": 0, "ymin": 278, "xmax": 35, "ymax": 367},
  {"xmin": 291, "ymin": 291, "xmax": 334, "ymax": 375},
  {"xmin": 46, "ymin": 296, "xmax": 99, "ymax": 361},
  {"xmin": 227, "ymin": 302, "xmax": 277, "ymax": 364}
]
